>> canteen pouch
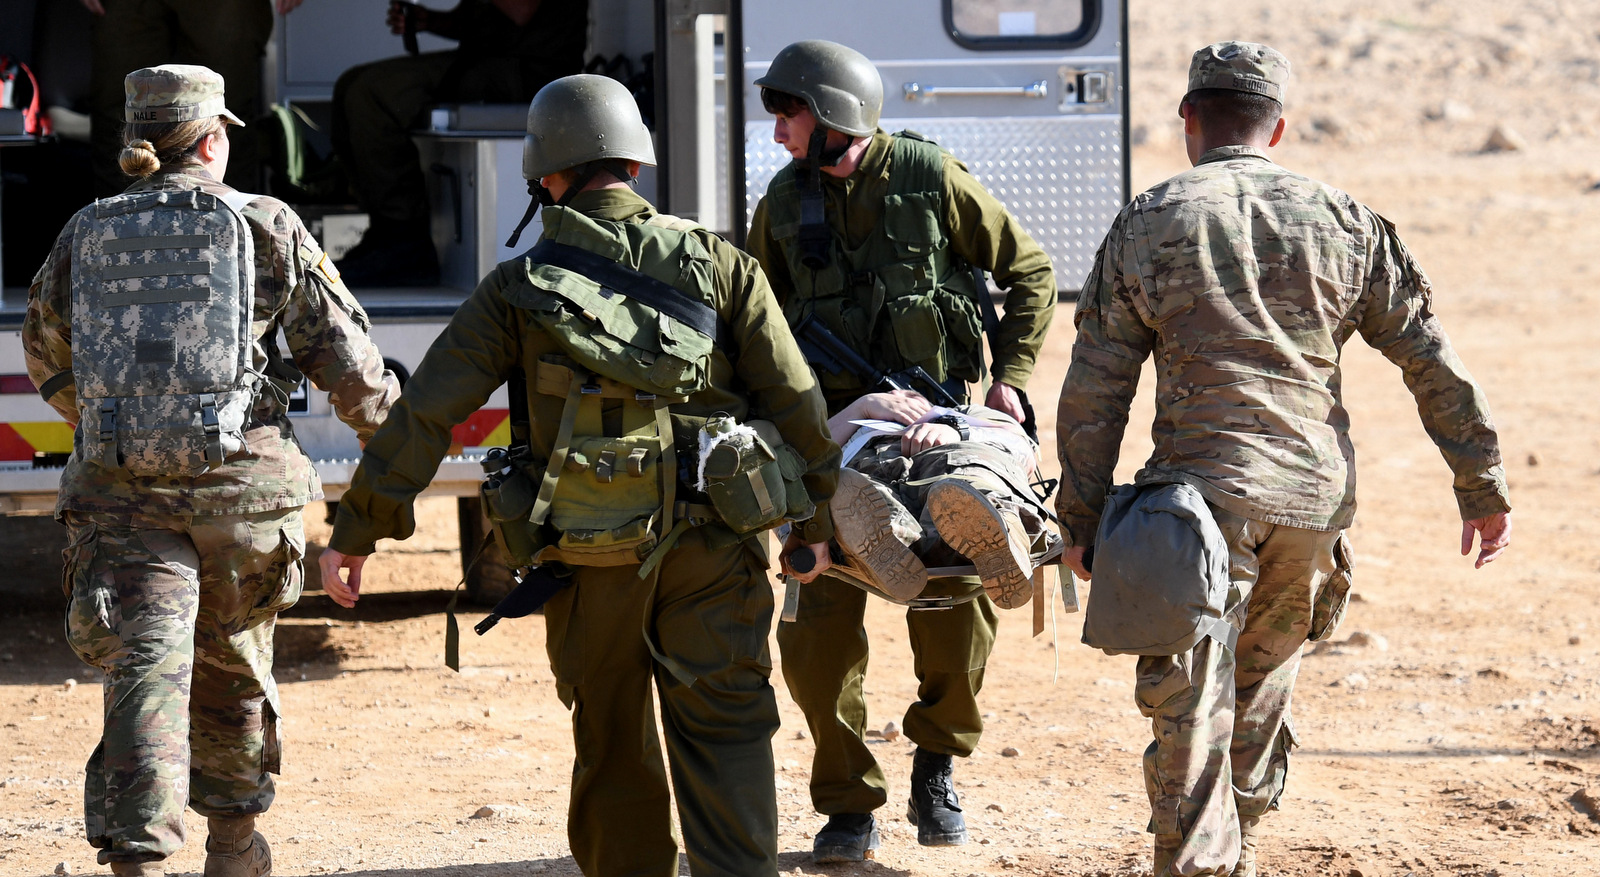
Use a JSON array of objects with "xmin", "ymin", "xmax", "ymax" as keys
[
  {"xmin": 1308, "ymin": 532, "xmax": 1354, "ymax": 642},
  {"xmin": 697, "ymin": 416, "xmax": 797, "ymax": 535},
  {"xmin": 479, "ymin": 445, "xmax": 545, "ymax": 568}
]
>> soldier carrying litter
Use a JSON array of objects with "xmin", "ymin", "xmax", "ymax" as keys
[
  {"xmin": 318, "ymin": 74, "xmax": 842, "ymax": 876},
  {"xmin": 25, "ymin": 64, "xmax": 398, "ymax": 877},
  {"xmin": 1056, "ymin": 41, "xmax": 1513, "ymax": 877},
  {"xmin": 746, "ymin": 39, "xmax": 1058, "ymax": 863}
]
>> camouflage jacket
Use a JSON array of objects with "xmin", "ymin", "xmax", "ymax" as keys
[
  {"xmin": 1056, "ymin": 146, "xmax": 1510, "ymax": 545},
  {"xmin": 25, "ymin": 167, "xmax": 398, "ymax": 516},
  {"xmin": 329, "ymin": 188, "xmax": 841, "ymax": 556},
  {"xmin": 748, "ymin": 130, "xmax": 1057, "ymax": 403}
]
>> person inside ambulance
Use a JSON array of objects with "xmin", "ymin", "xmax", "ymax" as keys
[{"xmin": 330, "ymin": 0, "xmax": 589, "ymax": 287}]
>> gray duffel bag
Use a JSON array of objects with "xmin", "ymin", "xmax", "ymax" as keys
[{"xmin": 1081, "ymin": 481, "xmax": 1237, "ymax": 656}]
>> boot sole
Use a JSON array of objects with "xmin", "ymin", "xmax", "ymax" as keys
[
  {"xmin": 832, "ymin": 469, "xmax": 928, "ymax": 601},
  {"xmin": 928, "ymin": 480, "xmax": 1033, "ymax": 610}
]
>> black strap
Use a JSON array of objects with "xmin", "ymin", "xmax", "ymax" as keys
[
  {"xmin": 38, "ymin": 369, "xmax": 73, "ymax": 403},
  {"xmin": 524, "ymin": 239, "xmax": 721, "ymax": 340},
  {"xmin": 507, "ymin": 367, "xmax": 530, "ymax": 447}
]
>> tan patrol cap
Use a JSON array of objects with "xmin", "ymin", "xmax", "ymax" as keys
[
  {"xmin": 1186, "ymin": 41, "xmax": 1290, "ymax": 104},
  {"xmin": 124, "ymin": 64, "xmax": 245, "ymax": 126}
]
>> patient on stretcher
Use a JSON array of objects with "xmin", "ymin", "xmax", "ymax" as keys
[{"xmin": 823, "ymin": 390, "xmax": 1060, "ymax": 609}]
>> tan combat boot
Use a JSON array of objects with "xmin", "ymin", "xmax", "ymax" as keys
[
  {"xmin": 204, "ymin": 815, "xmax": 271, "ymax": 877},
  {"xmin": 1233, "ymin": 814, "xmax": 1261, "ymax": 877},
  {"xmin": 109, "ymin": 862, "xmax": 164, "ymax": 877},
  {"xmin": 831, "ymin": 469, "xmax": 928, "ymax": 601},
  {"xmin": 927, "ymin": 480, "xmax": 1033, "ymax": 609}
]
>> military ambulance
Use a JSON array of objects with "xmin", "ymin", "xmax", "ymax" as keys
[{"xmin": 0, "ymin": 0, "xmax": 1128, "ymax": 597}]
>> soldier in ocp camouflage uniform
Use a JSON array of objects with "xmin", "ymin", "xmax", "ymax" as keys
[
  {"xmin": 1056, "ymin": 42, "xmax": 1513, "ymax": 877},
  {"xmin": 25, "ymin": 65, "xmax": 398, "ymax": 877}
]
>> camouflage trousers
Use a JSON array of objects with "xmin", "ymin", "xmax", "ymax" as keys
[
  {"xmin": 779, "ymin": 441, "xmax": 1048, "ymax": 815},
  {"xmin": 62, "ymin": 508, "xmax": 305, "ymax": 865},
  {"xmin": 1134, "ymin": 506, "xmax": 1343, "ymax": 877}
]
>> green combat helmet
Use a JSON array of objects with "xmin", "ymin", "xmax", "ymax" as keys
[
  {"xmin": 506, "ymin": 73, "xmax": 656, "ymax": 246},
  {"xmin": 755, "ymin": 39, "xmax": 883, "ymax": 138}
]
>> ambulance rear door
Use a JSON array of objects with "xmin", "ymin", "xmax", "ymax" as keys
[{"xmin": 731, "ymin": 0, "xmax": 1128, "ymax": 290}]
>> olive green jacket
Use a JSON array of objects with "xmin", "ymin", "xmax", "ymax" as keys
[
  {"xmin": 330, "ymin": 188, "xmax": 841, "ymax": 556},
  {"xmin": 748, "ymin": 130, "xmax": 1056, "ymax": 405}
]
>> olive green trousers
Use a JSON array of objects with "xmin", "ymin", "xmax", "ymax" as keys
[
  {"xmin": 777, "ymin": 574, "xmax": 998, "ymax": 815},
  {"xmin": 540, "ymin": 528, "xmax": 781, "ymax": 877},
  {"xmin": 90, "ymin": 0, "xmax": 274, "ymax": 197}
]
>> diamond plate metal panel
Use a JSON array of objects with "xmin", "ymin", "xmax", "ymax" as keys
[{"xmin": 744, "ymin": 116, "xmax": 1123, "ymax": 289}]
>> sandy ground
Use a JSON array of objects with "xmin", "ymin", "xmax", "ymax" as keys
[{"xmin": 6, "ymin": 1, "xmax": 1600, "ymax": 874}]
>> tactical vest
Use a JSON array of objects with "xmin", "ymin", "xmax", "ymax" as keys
[
  {"xmin": 67, "ymin": 188, "xmax": 265, "ymax": 476},
  {"xmin": 484, "ymin": 207, "xmax": 811, "ymax": 575},
  {"xmin": 765, "ymin": 132, "xmax": 985, "ymax": 396}
]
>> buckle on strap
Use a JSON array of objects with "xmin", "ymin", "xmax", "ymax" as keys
[
  {"xmin": 199, "ymin": 393, "xmax": 224, "ymax": 469},
  {"xmin": 97, "ymin": 400, "xmax": 117, "ymax": 443}
]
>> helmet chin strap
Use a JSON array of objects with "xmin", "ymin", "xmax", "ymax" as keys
[
  {"xmin": 797, "ymin": 127, "xmax": 850, "ymax": 269},
  {"xmin": 505, "ymin": 160, "xmax": 636, "ymax": 249}
]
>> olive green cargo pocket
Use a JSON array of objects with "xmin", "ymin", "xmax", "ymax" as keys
[
  {"xmin": 884, "ymin": 294, "xmax": 946, "ymax": 378},
  {"xmin": 883, "ymin": 193, "xmax": 945, "ymax": 255},
  {"xmin": 1308, "ymin": 533, "xmax": 1353, "ymax": 643},
  {"xmin": 701, "ymin": 418, "xmax": 789, "ymax": 535},
  {"xmin": 64, "ymin": 526, "xmax": 119, "ymax": 670},
  {"xmin": 262, "ymin": 694, "xmax": 282, "ymax": 775},
  {"xmin": 548, "ymin": 435, "xmax": 663, "ymax": 566}
]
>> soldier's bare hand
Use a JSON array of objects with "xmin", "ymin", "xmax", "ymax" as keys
[
  {"xmin": 319, "ymin": 548, "xmax": 367, "ymax": 607},
  {"xmin": 780, "ymin": 534, "xmax": 831, "ymax": 584},
  {"xmin": 1461, "ymin": 511, "xmax": 1512, "ymax": 569},
  {"xmin": 984, "ymin": 381, "xmax": 1025, "ymax": 422},
  {"xmin": 1064, "ymin": 546, "xmax": 1091, "ymax": 581},
  {"xmin": 901, "ymin": 422, "xmax": 958, "ymax": 454},
  {"xmin": 79, "ymin": 0, "xmax": 106, "ymax": 15},
  {"xmin": 275, "ymin": 0, "xmax": 305, "ymax": 14}
]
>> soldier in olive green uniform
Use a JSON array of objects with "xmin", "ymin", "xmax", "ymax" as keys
[
  {"xmin": 745, "ymin": 39, "xmax": 1056, "ymax": 861},
  {"xmin": 1057, "ymin": 42, "xmax": 1513, "ymax": 877},
  {"xmin": 84, "ymin": 0, "xmax": 289, "ymax": 196},
  {"xmin": 319, "ymin": 74, "xmax": 841, "ymax": 877},
  {"xmin": 26, "ymin": 66, "xmax": 398, "ymax": 877}
]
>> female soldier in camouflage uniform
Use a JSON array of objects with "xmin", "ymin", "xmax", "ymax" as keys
[{"xmin": 25, "ymin": 65, "xmax": 397, "ymax": 877}]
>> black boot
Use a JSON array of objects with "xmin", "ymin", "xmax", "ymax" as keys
[
  {"xmin": 906, "ymin": 747, "xmax": 968, "ymax": 846},
  {"xmin": 812, "ymin": 812, "xmax": 879, "ymax": 863}
]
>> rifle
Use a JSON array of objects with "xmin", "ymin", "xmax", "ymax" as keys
[{"xmin": 792, "ymin": 312, "xmax": 961, "ymax": 409}]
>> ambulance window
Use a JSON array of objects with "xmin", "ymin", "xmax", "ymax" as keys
[{"xmin": 944, "ymin": 0, "xmax": 1097, "ymax": 49}]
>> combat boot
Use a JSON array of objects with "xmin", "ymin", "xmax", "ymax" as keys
[
  {"xmin": 832, "ymin": 468, "xmax": 928, "ymax": 600},
  {"xmin": 109, "ymin": 862, "xmax": 164, "ymax": 877},
  {"xmin": 1233, "ymin": 814, "xmax": 1261, "ymax": 877},
  {"xmin": 906, "ymin": 747, "xmax": 968, "ymax": 846},
  {"xmin": 811, "ymin": 812, "xmax": 880, "ymax": 863},
  {"xmin": 204, "ymin": 815, "xmax": 271, "ymax": 877},
  {"xmin": 927, "ymin": 480, "xmax": 1033, "ymax": 609}
]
